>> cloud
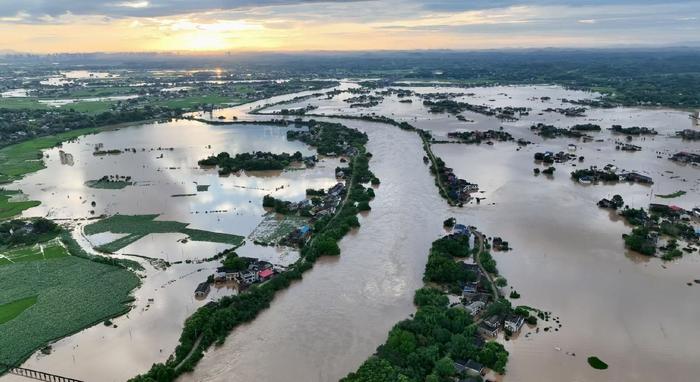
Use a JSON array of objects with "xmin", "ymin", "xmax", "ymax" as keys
[{"xmin": 0, "ymin": 0, "xmax": 368, "ymax": 21}]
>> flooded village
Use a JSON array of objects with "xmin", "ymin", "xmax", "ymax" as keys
[{"xmin": 1, "ymin": 73, "xmax": 699, "ymax": 382}]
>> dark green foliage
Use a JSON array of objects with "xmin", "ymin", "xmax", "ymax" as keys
[
  {"xmin": 413, "ymin": 288, "xmax": 448, "ymax": 308},
  {"xmin": 0, "ymin": 218, "xmax": 59, "ymax": 247},
  {"xmin": 199, "ymin": 151, "xmax": 302, "ymax": 175},
  {"xmin": 587, "ymin": 356, "xmax": 609, "ymax": 370},
  {"xmin": 424, "ymin": 236, "xmax": 475, "ymax": 287},
  {"xmin": 479, "ymin": 251, "xmax": 498, "ymax": 274},
  {"xmin": 623, "ymin": 227, "xmax": 656, "ymax": 256},
  {"xmin": 222, "ymin": 253, "xmax": 248, "ymax": 271}
]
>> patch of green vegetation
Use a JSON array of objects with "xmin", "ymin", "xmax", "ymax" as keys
[
  {"xmin": 0, "ymin": 190, "xmax": 40, "ymax": 221},
  {"xmin": 655, "ymin": 190, "xmax": 686, "ymax": 199},
  {"xmin": 0, "ymin": 254, "xmax": 139, "ymax": 368},
  {"xmin": 0, "ymin": 98, "xmax": 49, "ymax": 110},
  {"xmin": 0, "ymin": 127, "xmax": 101, "ymax": 184},
  {"xmin": 587, "ymin": 356, "xmax": 608, "ymax": 370},
  {"xmin": 63, "ymin": 100, "xmax": 114, "ymax": 114},
  {"xmin": 0, "ymin": 296, "xmax": 37, "ymax": 325},
  {"xmin": 248, "ymin": 213, "xmax": 310, "ymax": 244},
  {"xmin": 0, "ymin": 240, "xmax": 68, "ymax": 266},
  {"xmin": 85, "ymin": 179, "xmax": 133, "ymax": 190},
  {"xmin": 85, "ymin": 214, "xmax": 243, "ymax": 252}
]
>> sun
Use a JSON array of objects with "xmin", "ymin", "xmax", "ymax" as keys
[{"xmin": 176, "ymin": 30, "xmax": 229, "ymax": 51}]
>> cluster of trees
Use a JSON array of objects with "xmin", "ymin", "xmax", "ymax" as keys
[
  {"xmin": 623, "ymin": 227, "xmax": 656, "ymax": 256},
  {"xmin": 570, "ymin": 123, "xmax": 601, "ymax": 132},
  {"xmin": 610, "ymin": 125, "xmax": 657, "ymax": 136},
  {"xmin": 198, "ymin": 151, "xmax": 302, "ymax": 175},
  {"xmin": 570, "ymin": 168, "xmax": 619, "ymax": 182},
  {"xmin": 286, "ymin": 120, "xmax": 368, "ymax": 156},
  {"xmin": 424, "ymin": 235, "xmax": 475, "ymax": 290},
  {"xmin": 262, "ymin": 195, "xmax": 293, "ymax": 214},
  {"xmin": 530, "ymin": 123, "xmax": 588, "ymax": 139},
  {"xmin": 0, "ymin": 218, "xmax": 59, "ymax": 247}
]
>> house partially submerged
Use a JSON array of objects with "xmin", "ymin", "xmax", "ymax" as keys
[
  {"xmin": 194, "ymin": 282, "xmax": 210, "ymax": 298},
  {"xmin": 505, "ymin": 315, "xmax": 526, "ymax": 333}
]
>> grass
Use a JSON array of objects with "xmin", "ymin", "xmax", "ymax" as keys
[
  {"xmin": 0, "ymin": 239, "xmax": 69, "ymax": 266},
  {"xmin": 0, "ymin": 127, "xmax": 102, "ymax": 184},
  {"xmin": 0, "ymin": 190, "xmax": 40, "ymax": 221},
  {"xmin": 0, "ymin": 98, "xmax": 49, "ymax": 110},
  {"xmin": 0, "ymin": 296, "xmax": 37, "ymax": 325},
  {"xmin": 655, "ymin": 190, "xmax": 686, "ymax": 199},
  {"xmin": 587, "ymin": 356, "xmax": 609, "ymax": 370},
  {"xmin": 85, "ymin": 179, "xmax": 133, "ymax": 189},
  {"xmin": 85, "ymin": 214, "xmax": 244, "ymax": 253},
  {"xmin": 63, "ymin": 100, "xmax": 114, "ymax": 114}
]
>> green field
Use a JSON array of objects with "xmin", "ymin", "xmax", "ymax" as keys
[
  {"xmin": 0, "ymin": 190, "xmax": 40, "ymax": 221},
  {"xmin": 85, "ymin": 179, "xmax": 133, "ymax": 189},
  {"xmin": 0, "ymin": 238, "xmax": 139, "ymax": 369},
  {"xmin": 0, "ymin": 296, "xmax": 37, "ymax": 325},
  {"xmin": 655, "ymin": 190, "xmax": 687, "ymax": 199},
  {"xmin": 0, "ymin": 98, "xmax": 49, "ymax": 110},
  {"xmin": 0, "ymin": 127, "xmax": 101, "ymax": 184},
  {"xmin": 63, "ymin": 100, "xmax": 115, "ymax": 114},
  {"xmin": 85, "ymin": 214, "xmax": 244, "ymax": 252},
  {"xmin": 0, "ymin": 239, "xmax": 69, "ymax": 266}
]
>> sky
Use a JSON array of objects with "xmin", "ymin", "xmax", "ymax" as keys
[{"xmin": 0, "ymin": 0, "xmax": 698, "ymax": 53}]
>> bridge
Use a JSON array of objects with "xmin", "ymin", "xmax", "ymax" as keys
[{"xmin": 0, "ymin": 364, "xmax": 84, "ymax": 382}]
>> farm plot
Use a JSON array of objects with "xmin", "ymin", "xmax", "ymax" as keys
[
  {"xmin": 0, "ymin": 239, "xmax": 68, "ymax": 266},
  {"xmin": 248, "ymin": 213, "xmax": 310, "ymax": 245},
  {"xmin": 84, "ymin": 214, "xmax": 244, "ymax": 253},
  {"xmin": 0, "ymin": 248, "xmax": 139, "ymax": 369}
]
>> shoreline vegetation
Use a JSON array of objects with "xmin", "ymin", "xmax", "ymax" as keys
[
  {"xmin": 129, "ymin": 120, "xmax": 377, "ymax": 382},
  {"xmin": 342, "ymin": 225, "xmax": 540, "ymax": 381}
]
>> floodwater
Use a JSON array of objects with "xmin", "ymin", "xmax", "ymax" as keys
[
  {"xmin": 1, "ymin": 119, "xmax": 339, "ymax": 382},
  {"xmin": 184, "ymin": 83, "xmax": 700, "ymax": 382},
  {"xmin": 3, "ymin": 82, "xmax": 699, "ymax": 382}
]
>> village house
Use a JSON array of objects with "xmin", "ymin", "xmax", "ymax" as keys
[
  {"xmin": 258, "ymin": 268, "xmax": 275, "ymax": 282},
  {"xmin": 194, "ymin": 282, "xmax": 210, "ymax": 298},
  {"xmin": 479, "ymin": 315, "xmax": 501, "ymax": 337},
  {"xmin": 464, "ymin": 300, "xmax": 485, "ymax": 316},
  {"xmin": 671, "ymin": 151, "xmax": 700, "ymax": 164},
  {"xmin": 454, "ymin": 359, "xmax": 485, "ymax": 376},
  {"xmin": 504, "ymin": 314, "xmax": 526, "ymax": 333}
]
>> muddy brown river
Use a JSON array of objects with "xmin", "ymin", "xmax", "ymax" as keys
[{"xmin": 3, "ymin": 83, "xmax": 699, "ymax": 382}]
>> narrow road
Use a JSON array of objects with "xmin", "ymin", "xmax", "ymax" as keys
[
  {"xmin": 471, "ymin": 228, "xmax": 500, "ymax": 300},
  {"xmin": 419, "ymin": 134, "xmax": 454, "ymax": 206}
]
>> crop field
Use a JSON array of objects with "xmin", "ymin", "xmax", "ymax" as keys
[
  {"xmin": 248, "ymin": 213, "xmax": 309, "ymax": 244},
  {"xmin": 0, "ymin": 296, "xmax": 37, "ymax": 325},
  {"xmin": 0, "ymin": 239, "xmax": 68, "ymax": 266},
  {"xmin": 0, "ymin": 190, "xmax": 40, "ymax": 221},
  {"xmin": 0, "ymin": 127, "xmax": 101, "ymax": 184},
  {"xmin": 0, "ymin": 241, "xmax": 139, "ymax": 369},
  {"xmin": 85, "ymin": 214, "xmax": 244, "ymax": 252}
]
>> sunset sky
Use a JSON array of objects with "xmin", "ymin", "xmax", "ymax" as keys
[{"xmin": 0, "ymin": 1, "xmax": 698, "ymax": 53}]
